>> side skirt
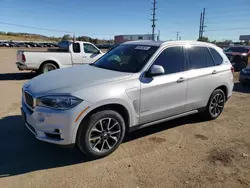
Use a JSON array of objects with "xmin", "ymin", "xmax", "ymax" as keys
[{"xmin": 129, "ymin": 110, "xmax": 199, "ymax": 132}]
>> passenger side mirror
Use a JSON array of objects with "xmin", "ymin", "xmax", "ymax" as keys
[{"xmin": 147, "ymin": 65, "xmax": 165, "ymax": 77}]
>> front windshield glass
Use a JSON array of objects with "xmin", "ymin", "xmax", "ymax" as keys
[{"xmin": 93, "ymin": 45, "xmax": 158, "ymax": 73}]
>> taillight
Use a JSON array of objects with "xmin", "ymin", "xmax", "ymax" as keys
[
  {"xmin": 231, "ymin": 66, "xmax": 234, "ymax": 74},
  {"xmin": 22, "ymin": 54, "xmax": 26, "ymax": 62}
]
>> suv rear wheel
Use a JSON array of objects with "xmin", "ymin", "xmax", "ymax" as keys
[
  {"xmin": 203, "ymin": 89, "xmax": 226, "ymax": 120},
  {"xmin": 77, "ymin": 110, "xmax": 126, "ymax": 158}
]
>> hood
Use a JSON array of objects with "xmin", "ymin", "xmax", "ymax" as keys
[{"xmin": 24, "ymin": 65, "xmax": 132, "ymax": 96}]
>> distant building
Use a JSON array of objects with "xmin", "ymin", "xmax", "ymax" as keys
[
  {"xmin": 239, "ymin": 35, "xmax": 250, "ymax": 41},
  {"xmin": 114, "ymin": 34, "xmax": 153, "ymax": 44}
]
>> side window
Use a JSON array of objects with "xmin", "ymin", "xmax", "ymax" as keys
[
  {"xmin": 209, "ymin": 48, "xmax": 223, "ymax": 65},
  {"xmin": 83, "ymin": 43, "xmax": 99, "ymax": 54},
  {"xmin": 205, "ymin": 48, "xmax": 215, "ymax": 67},
  {"xmin": 73, "ymin": 43, "xmax": 80, "ymax": 53},
  {"xmin": 153, "ymin": 46, "xmax": 185, "ymax": 75},
  {"xmin": 187, "ymin": 47, "xmax": 207, "ymax": 69}
]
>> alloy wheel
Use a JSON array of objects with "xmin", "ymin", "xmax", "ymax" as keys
[
  {"xmin": 209, "ymin": 93, "xmax": 224, "ymax": 117},
  {"xmin": 88, "ymin": 118, "xmax": 121, "ymax": 153}
]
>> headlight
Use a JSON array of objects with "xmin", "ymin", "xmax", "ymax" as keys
[
  {"xmin": 36, "ymin": 95, "xmax": 83, "ymax": 110},
  {"xmin": 242, "ymin": 53, "xmax": 247, "ymax": 56}
]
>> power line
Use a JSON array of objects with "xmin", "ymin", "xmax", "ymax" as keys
[
  {"xmin": 0, "ymin": 21, "xmax": 115, "ymax": 36},
  {"xmin": 0, "ymin": 21, "xmax": 72, "ymax": 34},
  {"xmin": 205, "ymin": 10, "xmax": 250, "ymax": 18},
  {"xmin": 205, "ymin": 27, "xmax": 250, "ymax": 32}
]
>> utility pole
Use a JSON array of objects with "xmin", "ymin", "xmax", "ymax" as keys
[
  {"xmin": 158, "ymin": 30, "xmax": 160, "ymax": 41},
  {"xmin": 176, "ymin": 32, "xmax": 180, "ymax": 40},
  {"xmin": 200, "ymin": 8, "xmax": 206, "ymax": 38},
  {"xmin": 199, "ymin": 12, "xmax": 203, "ymax": 38},
  {"xmin": 151, "ymin": 0, "xmax": 157, "ymax": 41}
]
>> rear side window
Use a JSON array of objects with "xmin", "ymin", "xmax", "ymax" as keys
[
  {"xmin": 73, "ymin": 43, "xmax": 80, "ymax": 53},
  {"xmin": 187, "ymin": 47, "xmax": 207, "ymax": 69},
  {"xmin": 205, "ymin": 48, "xmax": 215, "ymax": 67},
  {"xmin": 209, "ymin": 48, "xmax": 223, "ymax": 65},
  {"xmin": 152, "ymin": 46, "xmax": 185, "ymax": 74}
]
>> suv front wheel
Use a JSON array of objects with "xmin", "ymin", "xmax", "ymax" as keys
[{"xmin": 77, "ymin": 110, "xmax": 126, "ymax": 158}]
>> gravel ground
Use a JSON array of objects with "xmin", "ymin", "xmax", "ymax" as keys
[{"xmin": 0, "ymin": 48, "xmax": 250, "ymax": 188}]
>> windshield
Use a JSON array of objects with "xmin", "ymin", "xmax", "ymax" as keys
[
  {"xmin": 93, "ymin": 45, "xmax": 158, "ymax": 73},
  {"xmin": 225, "ymin": 47, "xmax": 249, "ymax": 53}
]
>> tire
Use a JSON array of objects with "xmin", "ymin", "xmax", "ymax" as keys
[
  {"xmin": 77, "ymin": 110, "xmax": 126, "ymax": 158},
  {"xmin": 202, "ymin": 89, "xmax": 226, "ymax": 120},
  {"xmin": 237, "ymin": 61, "xmax": 247, "ymax": 71},
  {"xmin": 241, "ymin": 81, "xmax": 248, "ymax": 87},
  {"xmin": 40, "ymin": 62, "xmax": 57, "ymax": 73}
]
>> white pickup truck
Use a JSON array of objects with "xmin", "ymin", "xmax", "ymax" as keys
[{"xmin": 16, "ymin": 41, "xmax": 104, "ymax": 73}]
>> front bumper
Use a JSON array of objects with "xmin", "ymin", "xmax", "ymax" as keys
[
  {"xmin": 21, "ymin": 97, "xmax": 90, "ymax": 145},
  {"xmin": 16, "ymin": 62, "xmax": 28, "ymax": 70}
]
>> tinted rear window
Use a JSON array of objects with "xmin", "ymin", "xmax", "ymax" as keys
[
  {"xmin": 225, "ymin": 47, "xmax": 249, "ymax": 53},
  {"xmin": 58, "ymin": 41, "xmax": 72, "ymax": 49}
]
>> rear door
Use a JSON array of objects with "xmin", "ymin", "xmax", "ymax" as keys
[
  {"xmin": 185, "ymin": 46, "xmax": 219, "ymax": 111},
  {"xmin": 82, "ymin": 43, "xmax": 103, "ymax": 64}
]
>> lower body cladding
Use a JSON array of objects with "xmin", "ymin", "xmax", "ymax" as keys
[{"xmin": 21, "ymin": 99, "xmax": 88, "ymax": 145}]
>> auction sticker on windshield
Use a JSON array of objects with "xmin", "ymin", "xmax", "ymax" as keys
[{"xmin": 135, "ymin": 46, "xmax": 151, "ymax": 50}]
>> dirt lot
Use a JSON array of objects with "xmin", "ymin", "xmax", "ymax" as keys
[{"xmin": 0, "ymin": 48, "xmax": 250, "ymax": 188}]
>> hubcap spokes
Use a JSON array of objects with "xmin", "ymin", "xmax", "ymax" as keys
[
  {"xmin": 89, "ymin": 118, "xmax": 121, "ymax": 153},
  {"xmin": 210, "ymin": 93, "xmax": 224, "ymax": 116}
]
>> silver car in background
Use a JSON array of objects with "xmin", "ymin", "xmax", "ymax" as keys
[{"xmin": 21, "ymin": 40, "xmax": 234, "ymax": 158}]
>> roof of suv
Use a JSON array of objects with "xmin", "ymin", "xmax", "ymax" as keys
[{"xmin": 123, "ymin": 40, "xmax": 217, "ymax": 48}]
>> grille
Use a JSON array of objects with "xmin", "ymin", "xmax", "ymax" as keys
[{"xmin": 24, "ymin": 91, "xmax": 34, "ymax": 108}]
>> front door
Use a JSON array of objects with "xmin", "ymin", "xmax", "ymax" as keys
[
  {"xmin": 82, "ymin": 43, "xmax": 103, "ymax": 64},
  {"xmin": 140, "ymin": 46, "xmax": 188, "ymax": 124}
]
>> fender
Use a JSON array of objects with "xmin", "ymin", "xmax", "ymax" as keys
[
  {"xmin": 71, "ymin": 98, "xmax": 139, "ymax": 144},
  {"xmin": 38, "ymin": 57, "xmax": 62, "ymax": 69}
]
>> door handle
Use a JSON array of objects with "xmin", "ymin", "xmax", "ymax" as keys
[
  {"xmin": 177, "ymin": 77, "xmax": 185, "ymax": 83},
  {"xmin": 212, "ymin": 70, "xmax": 217, "ymax": 74},
  {"xmin": 82, "ymin": 56, "xmax": 87, "ymax": 58}
]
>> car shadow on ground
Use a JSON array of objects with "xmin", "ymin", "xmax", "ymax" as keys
[
  {"xmin": 0, "ymin": 114, "xmax": 204, "ymax": 177},
  {"xmin": 233, "ymin": 82, "xmax": 250, "ymax": 94},
  {"xmin": 0, "ymin": 72, "xmax": 37, "ymax": 81}
]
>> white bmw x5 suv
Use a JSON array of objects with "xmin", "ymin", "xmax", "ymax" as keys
[{"xmin": 21, "ymin": 40, "xmax": 234, "ymax": 158}]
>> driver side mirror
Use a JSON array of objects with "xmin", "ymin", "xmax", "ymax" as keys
[{"xmin": 146, "ymin": 65, "xmax": 165, "ymax": 77}]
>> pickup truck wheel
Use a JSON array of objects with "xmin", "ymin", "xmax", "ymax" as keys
[
  {"xmin": 41, "ymin": 63, "xmax": 57, "ymax": 73},
  {"xmin": 77, "ymin": 110, "xmax": 126, "ymax": 158}
]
